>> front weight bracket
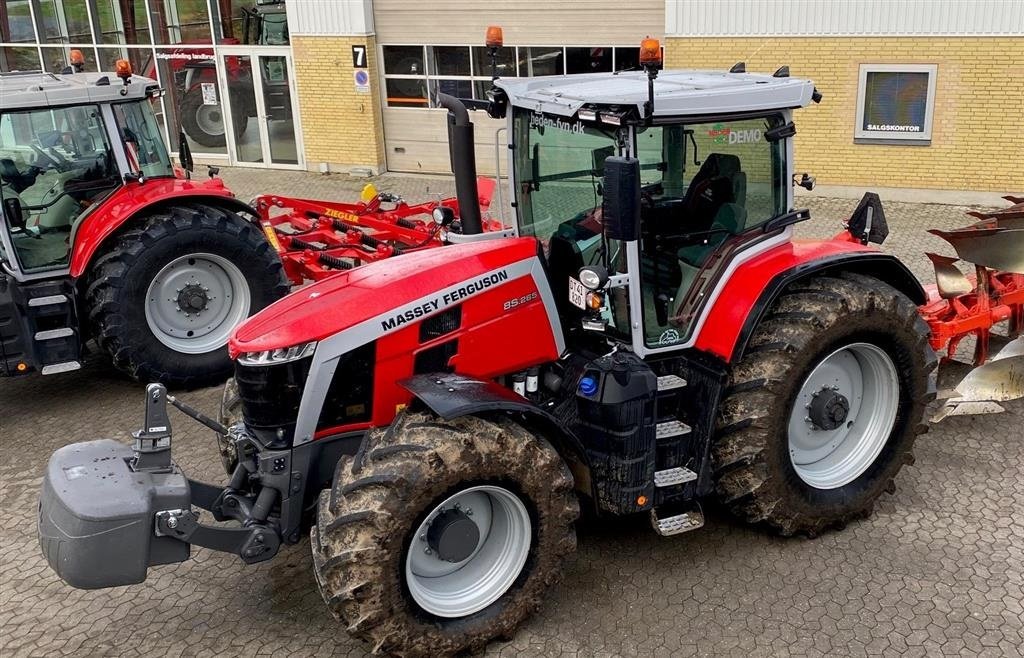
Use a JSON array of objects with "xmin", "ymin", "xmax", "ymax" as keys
[{"xmin": 155, "ymin": 509, "xmax": 281, "ymax": 564}]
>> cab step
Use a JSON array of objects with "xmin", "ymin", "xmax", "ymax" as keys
[
  {"xmin": 40, "ymin": 361, "xmax": 81, "ymax": 375},
  {"xmin": 651, "ymin": 503, "xmax": 705, "ymax": 536},
  {"xmin": 28, "ymin": 294, "xmax": 69, "ymax": 307},
  {"xmin": 654, "ymin": 466, "xmax": 697, "ymax": 488},
  {"xmin": 657, "ymin": 374, "xmax": 687, "ymax": 391},
  {"xmin": 35, "ymin": 328, "xmax": 74, "ymax": 340},
  {"xmin": 655, "ymin": 419, "xmax": 692, "ymax": 440}
]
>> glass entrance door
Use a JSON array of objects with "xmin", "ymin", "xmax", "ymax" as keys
[{"xmin": 220, "ymin": 48, "xmax": 302, "ymax": 168}]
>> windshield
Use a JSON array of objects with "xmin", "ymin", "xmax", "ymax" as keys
[
  {"xmin": 511, "ymin": 108, "xmax": 631, "ymax": 337},
  {"xmin": 0, "ymin": 104, "xmax": 120, "ymax": 272},
  {"xmin": 634, "ymin": 115, "xmax": 787, "ymax": 348},
  {"xmin": 114, "ymin": 100, "xmax": 175, "ymax": 179}
]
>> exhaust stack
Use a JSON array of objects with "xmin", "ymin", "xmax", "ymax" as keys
[{"xmin": 436, "ymin": 92, "xmax": 483, "ymax": 235}]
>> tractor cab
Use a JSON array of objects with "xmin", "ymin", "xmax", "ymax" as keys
[
  {"xmin": 1, "ymin": 63, "xmax": 286, "ymax": 383},
  {"xmin": 0, "ymin": 67, "xmax": 172, "ymax": 276},
  {"xmin": 493, "ymin": 55, "xmax": 817, "ymax": 354}
]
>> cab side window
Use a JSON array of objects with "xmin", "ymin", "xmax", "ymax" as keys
[
  {"xmin": 635, "ymin": 116, "xmax": 786, "ymax": 348},
  {"xmin": 0, "ymin": 106, "xmax": 119, "ymax": 272}
]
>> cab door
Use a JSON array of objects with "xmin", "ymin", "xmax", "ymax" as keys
[{"xmin": 626, "ymin": 114, "xmax": 792, "ymax": 353}]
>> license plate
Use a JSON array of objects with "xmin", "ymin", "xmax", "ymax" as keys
[{"xmin": 568, "ymin": 277, "xmax": 586, "ymax": 310}]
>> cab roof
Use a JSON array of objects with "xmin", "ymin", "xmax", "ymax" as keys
[
  {"xmin": 495, "ymin": 69, "xmax": 816, "ymax": 119},
  {"xmin": 0, "ymin": 71, "xmax": 157, "ymax": 111}
]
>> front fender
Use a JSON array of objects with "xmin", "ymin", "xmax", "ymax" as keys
[
  {"xmin": 69, "ymin": 178, "xmax": 252, "ymax": 278},
  {"xmin": 694, "ymin": 240, "xmax": 925, "ymax": 362},
  {"xmin": 399, "ymin": 373, "xmax": 595, "ymax": 496}
]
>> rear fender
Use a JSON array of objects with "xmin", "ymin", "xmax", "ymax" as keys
[
  {"xmin": 69, "ymin": 179, "xmax": 254, "ymax": 278},
  {"xmin": 400, "ymin": 373, "xmax": 596, "ymax": 501},
  {"xmin": 728, "ymin": 252, "xmax": 927, "ymax": 362}
]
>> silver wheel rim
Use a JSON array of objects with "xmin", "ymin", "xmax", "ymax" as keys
[
  {"xmin": 405, "ymin": 485, "xmax": 532, "ymax": 618},
  {"xmin": 787, "ymin": 342, "xmax": 900, "ymax": 490},
  {"xmin": 144, "ymin": 253, "xmax": 251, "ymax": 354},
  {"xmin": 195, "ymin": 104, "xmax": 225, "ymax": 136}
]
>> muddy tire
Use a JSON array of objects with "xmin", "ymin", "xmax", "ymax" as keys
[
  {"xmin": 712, "ymin": 273, "xmax": 936, "ymax": 536},
  {"xmin": 311, "ymin": 411, "xmax": 579, "ymax": 656},
  {"xmin": 216, "ymin": 377, "xmax": 242, "ymax": 474},
  {"xmin": 85, "ymin": 203, "xmax": 289, "ymax": 389}
]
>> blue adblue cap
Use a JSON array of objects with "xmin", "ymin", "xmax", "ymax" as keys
[{"xmin": 578, "ymin": 376, "xmax": 598, "ymax": 396}]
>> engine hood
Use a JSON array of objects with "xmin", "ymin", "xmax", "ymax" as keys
[{"xmin": 229, "ymin": 237, "xmax": 540, "ymax": 358}]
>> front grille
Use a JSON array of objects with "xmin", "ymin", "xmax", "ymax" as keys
[
  {"xmin": 235, "ymin": 356, "xmax": 312, "ymax": 445},
  {"xmin": 420, "ymin": 305, "xmax": 462, "ymax": 342}
]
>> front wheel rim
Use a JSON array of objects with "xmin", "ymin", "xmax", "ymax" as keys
[
  {"xmin": 787, "ymin": 342, "xmax": 900, "ymax": 490},
  {"xmin": 405, "ymin": 485, "xmax": 532, "ymax": 618},
  {"xmin": 144, "ymin": 253, "xmax": 251, "ymax": 354}
]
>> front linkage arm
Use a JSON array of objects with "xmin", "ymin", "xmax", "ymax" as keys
[{"xmin": 136, "ymin": 384, "xmax": 286, "ymax": 565}]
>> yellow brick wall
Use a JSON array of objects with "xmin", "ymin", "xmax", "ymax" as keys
[
  {"xmin": 292, "ymin": 35, "xmax": 386, "ymax": 173},
  {"xmin": 665, "ymin": 37, "xmax": 1024, "ymax": 192}
]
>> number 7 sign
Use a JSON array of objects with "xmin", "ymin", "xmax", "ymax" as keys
[{"xmin": 351, "ymin": 45, "xmax": 367, "ymax": 69}]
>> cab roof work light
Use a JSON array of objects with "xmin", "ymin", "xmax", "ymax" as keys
[{"xmin": 115, "ymin": 58, "xmax": 133, "ymax": 95}]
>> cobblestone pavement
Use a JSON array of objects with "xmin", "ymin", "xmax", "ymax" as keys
[{"xmin": 1, "ymin": 167, "xmax": 1022, "ymax": 657}]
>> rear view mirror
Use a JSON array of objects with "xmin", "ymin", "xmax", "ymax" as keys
[
  {"xmin": 2, "ymin": 196, "xmax": 26, "ymax": 231},
  {"xmin": 602, "ymin": 156, "xmax": 641, "ymax": 242}
]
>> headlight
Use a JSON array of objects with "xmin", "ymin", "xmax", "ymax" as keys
[
  {"xmin": 237, "ymin": 341, "xmax": 317, "ymax": 366},
  {"xmin": 578, "ymin": 265, "xmax": 609, "ymax": 290}
]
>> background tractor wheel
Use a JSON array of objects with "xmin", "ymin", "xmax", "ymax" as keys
[
  {"xmin": 180, "ymin": 87, "xmax": 247, "ymax": 149},
  {"xmin": 713, "ymin": 273, "xmax": 936, "ymax": 536},
  {"xmin": 85, "ymin": 204, "xmax": 289, "ymax": 389},
  {"xmin": 311, "ymin": 411, "xmax": 579, "ymax": 656}
]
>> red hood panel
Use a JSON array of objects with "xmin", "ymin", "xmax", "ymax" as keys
[{"xmin": 230, "ymin": 237, "xmax": 539, "ymax": 356}]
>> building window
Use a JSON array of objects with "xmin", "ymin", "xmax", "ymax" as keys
[
  {"xmin": 381, "ymin": 44, "xmax": 650, "ymax": 109},
  {"xmin": 855, "ymin": 64, "xmax": 937, "ymax": 144}
]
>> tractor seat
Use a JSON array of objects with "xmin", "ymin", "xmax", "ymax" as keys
[
  {"xmin": 678, "ymin": 153, "xmax": 747, "ymax": 232},
  {"xmin": 0, "ymin": 158, "xmax": 36, "ymax": 193}
]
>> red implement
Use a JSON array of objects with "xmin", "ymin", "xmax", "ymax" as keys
[
  {"xmin": 254, "ymin": 178, "xmax": 500, "ymax": 284},
  {"xmin": 919, "ymin": 200, "xmax": 1024, "ymax": 365}
]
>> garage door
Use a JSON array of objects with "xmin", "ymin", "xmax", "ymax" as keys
[{"xmin": 373, "ymin": 0, "xmax": 663, "ymax": 175}]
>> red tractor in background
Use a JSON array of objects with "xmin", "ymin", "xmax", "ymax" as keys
[
  {"xmin": 0, "ymin": 64, "xmax": 289, "ymax": 387},
  {"xmin": 37, "ymin": 34, "xmax": 1023, "ymax": 657}
]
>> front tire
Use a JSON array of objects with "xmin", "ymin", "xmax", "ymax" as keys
[
  {"xmin": 311, "ymin": 411, "xmax": 579, "ymax": 656},
  {"xmin": 713, "ymin": 273, "xmax": 936, "ymax": 536},
  {"xmin": 216, "ymin": 377, "xmax": 242, "ymax": 474},
  {"xmin": 85, "ymin": 204, "xmax": 289, "ymax": 388}
]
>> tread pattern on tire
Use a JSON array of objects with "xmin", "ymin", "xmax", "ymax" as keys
[
  {"xmin": 84, "ymin": 203, "xmax": 289, "ymax": 388},
  {"xmin": 712, "ymin": 272, "xmax": 937, "ymax": 537},
  {"xmin": 311, "ymin": 411, "xmax": 579, "ymax": 657}
]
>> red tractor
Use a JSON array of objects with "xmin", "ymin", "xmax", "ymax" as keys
[
  {"xmin": 37, "ymin": 36, "xmax": 1023, "ymax": 657},
  {"xmin": 0, "ymin": 64, "xmax": 289, "ymax": 387}
]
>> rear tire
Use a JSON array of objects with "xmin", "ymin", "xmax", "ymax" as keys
[
  {"xmin": 712, "ymin": 273, "xmax": 936, "ymax": 536},
  {"xmin": 311, "ymin": 411, "xmax": 579, "ymax": 656},
  {"xmin": 85, "ymin": 204, "xmax": 289, "ymax": 389}
]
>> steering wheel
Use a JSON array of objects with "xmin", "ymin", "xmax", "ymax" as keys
[{"xmin": 30, "ymin": 143, "xmax": 69, "ymax": 171}]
